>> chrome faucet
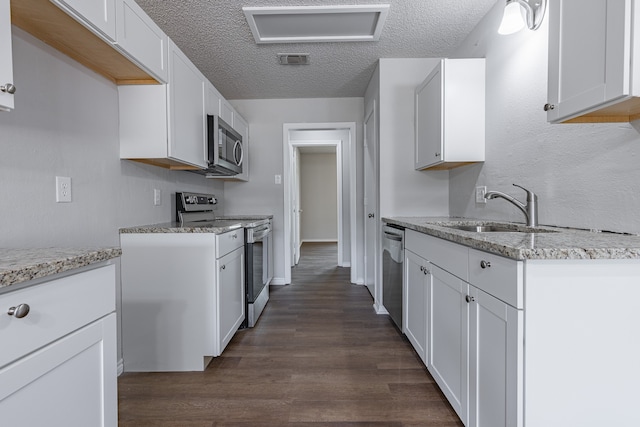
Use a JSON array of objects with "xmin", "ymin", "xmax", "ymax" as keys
[{"xmin": 484, "ymin": 184, "xmax": 538, "ymax": 227}]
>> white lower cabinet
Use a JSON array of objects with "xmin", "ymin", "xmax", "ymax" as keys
[
  {"xmin": 0, "ymin": 264, "xmax": 117, "ymax": 426},
  {"xmin": 468, "ymin": 285, "xmax": 522, "ymax": 427},
  {"xmin": 428, "ymin": 264, "xmax": 468, "ymax": 424},
  {"xmin": 404, "ymin": 229, "xmax": 521, "ymax": 427},
  {"xmin": 120, "ymin": 230, "xmax": 245, "ymax": 371},
  {"xmin": 217, "ymin": 246, "xmax": 245, "ymax": 353},
  {"xmin": 403, "ymin": 249, "xmax": 429, "ymax": 364}
]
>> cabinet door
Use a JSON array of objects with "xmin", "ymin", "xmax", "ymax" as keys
[
  {"xmin": 217, "ymin": 246, "xmax": 245, "ymax": 355},
  {"xmin": 0, "ymin": 0, "xmax": 14, "ymax": 111},
  {"xmin": 116, "ymin": 0, "xmax": 168, "ymax": 83},
  {"xmin": 51, "ymin": 0, "xmax": 116, "ymax": 42},
  {"xmin": 220, "ymin": 98, "xmax": 234, "ymax": 126},
  {"xmin": 0, "ymin": 314, "xmax": 117, "ymax": 427},
  {"xmin": 168, "ymin": 40, "xmax": 207, "ymax": 168},
  {"xmin": 468, "ymin": 286, "xmax": 522, "ymax": 427},
  {"xmin": 547, "ymin": 0, "xmax": 631, "ymax": 122},
  {"xmin": 428, "ymin": 264, "xmax": 468, "ymax": 424},
  {"xmin": 207, "ymin": 82, "xmax": 222, "ymax": 117},
  {"xmin": 415, "ymin": 61, "xmax": 443, "ymax": 169},
  {"xmin": 404, "ymin": 250, "xmax": 429, "ymax": 365}
]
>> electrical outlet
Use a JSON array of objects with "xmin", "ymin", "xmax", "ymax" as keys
[
  {"xmin": 56, "ymin": 176, "xmax": 72, "ymax": 203},
  {"xmin": 154, "ymin": 189, "xmax": 161, "ymax": 206},
  {"xmin": 475, "ymin": 186, "xmax": 487, "ymax": 204}
]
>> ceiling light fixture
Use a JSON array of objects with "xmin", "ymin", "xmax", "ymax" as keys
[
  {"xmin": 498, "ymin": 0, "xmax": 547, "ymax": 35},
  {"xmin": 243, "ymin": 5, "xmax": 390, "ymax": 44}
]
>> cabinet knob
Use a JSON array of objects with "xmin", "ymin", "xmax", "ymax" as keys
[
  {"xmin": 480, "ymin": 260, "xmax": 491, "ymax": 269},
  {"xmin": 0, "ymin": 83, "xmax": 16, "ymax": 94},
  {"xmin": 221, "ymin": 265, "xmax": 226, "ymax": 270},
  {"xmin": 368, "ymin": 213, "xmax": 375, "ymax": 218},
  {"xmin": 419, "ymin": 266, "xmax": 424, "ymax": 272},
  {"xmin": 465, "ymin": 295, "xmax": 475, "ymax": 303},
  {"xmin": 7, "ymin": 303, "xmax": 30, "ymax": 318},
  {"xmin": 543, "ymin": 103, "xmax": 555, "ymax": 111},
  {"xmin": 435, "ymin": 152, "xmax": 441, "ymax": 157},
  {"xmin": 423, "ymin": 268, "xmax": 429, "ymax": 275}
]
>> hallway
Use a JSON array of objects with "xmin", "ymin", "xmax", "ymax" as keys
[{"xmin": 118, "ymin": 242, "xmax": 462, "ymax": 426}]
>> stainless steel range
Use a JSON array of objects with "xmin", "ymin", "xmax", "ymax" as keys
[{"xmin": 176, "ymin": 192, "xmax": 272, "ymax": 328}]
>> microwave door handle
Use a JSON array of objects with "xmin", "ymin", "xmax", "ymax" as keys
[{"xmin": 234, "ymin": 140, "xmax": 243, "ymax": 166}]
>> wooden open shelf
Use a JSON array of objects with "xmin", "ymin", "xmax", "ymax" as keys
[{"xmin": 10, "ymin": 0, "xmax": 158, "ymax": 85}]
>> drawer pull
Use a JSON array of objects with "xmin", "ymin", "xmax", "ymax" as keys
[
  {"xmin": 221, "ymin": 265, "xmax": 226, "ymax": 270},
  {"xmin": 420, "ymin": 266, "xmax": 424, "ymax": 272},
  {"xmin": 423, "ymin": 267, "xmax": 429, "ymax": 275},
  {"xmin": 480, "ymin": 260, "xmax": 491, "ymax": 269},
  {"xmin": 465, "ymin": 295, "xmax": 475, "ymax": 303},
  {"xmin": 7, "ymin": 303, "xmax": 30, "ymax": 318}
]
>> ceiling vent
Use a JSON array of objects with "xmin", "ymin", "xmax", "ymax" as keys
[
  {"xmin": 278, "ymin": 54, "xmax": 311, "ymax": 65},
  {"xmin": 243, "ymin": 5, "xmax": 390, "ymax": 44}
]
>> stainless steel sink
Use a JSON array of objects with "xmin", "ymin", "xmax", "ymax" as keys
[{"xmin": 443, "ymin": 224, "xmax": 558, "ymax": 233}]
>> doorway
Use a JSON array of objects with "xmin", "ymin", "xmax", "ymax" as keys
[{"xmin": 282, "ymin": 123, "xmax": 357, "ymax": 285}]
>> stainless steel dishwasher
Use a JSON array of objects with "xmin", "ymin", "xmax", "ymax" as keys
[{"xmin": 382, "ymin": 224, "xmax": 404, "ymax": 330}]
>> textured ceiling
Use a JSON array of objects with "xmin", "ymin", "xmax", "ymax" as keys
[{"xmin": 135, "ymin": 0, "xmax": 497, "ymax": 100}]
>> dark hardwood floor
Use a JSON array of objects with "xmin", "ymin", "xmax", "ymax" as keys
[{"xmin": 118, "ymin": 242, "xmax": 463, "ymax": 426}]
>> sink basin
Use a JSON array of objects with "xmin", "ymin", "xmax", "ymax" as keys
[{"xmin": 443, "ymin": 224, "xmax": 558, "ymax": 233}]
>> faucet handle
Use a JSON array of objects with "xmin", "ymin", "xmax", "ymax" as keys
[{"xmin": 512, "ymin": 183, "xmax": 537, "ymax": 202}]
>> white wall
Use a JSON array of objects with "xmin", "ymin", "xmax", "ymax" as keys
[
  {"xmin": 225, "ymin": 98, "xmax": 364, "ymax": 284},
  {"xmin": 449, "ymin": 4, "xmax": 640, "ymax": 234},
  {"xmin": 300, "ymin": 152, "xmax": 338, "ymax": 242},
  {"xmin": 0, "ymin": 28, "xmax": 224, "ymax": 362}
]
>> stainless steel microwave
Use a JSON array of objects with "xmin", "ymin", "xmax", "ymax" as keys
[{"xmin": 197, "ymin": 115, "xmax": 243, "ymax": 177}]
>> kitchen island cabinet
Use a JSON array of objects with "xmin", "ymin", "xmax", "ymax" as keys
[
  {"xmin": 1, "ymin": 0, "xmax": 15, "ymax": 111},
  {"xmin": 389, "ymin": 217, "xmax": 640, "ymax": 427},
  {"xmin": 0, "ymin": 251, "xmax": 119, "ymax": 427},
  {"xmin": 547, "ymin": 0, "xmax": 640, "ymax": 123}
]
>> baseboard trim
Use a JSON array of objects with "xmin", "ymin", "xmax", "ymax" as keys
[
  {"xmin": 374, "ymin": 302, "xmax": 389, "ymax": 315},
  {"xmin": 270, "ymin": 277, "xmax": 288, "ymax": 286},
  {"xmin": 301, "ymin": 239, "xmax": 338, "ymax": 243}
]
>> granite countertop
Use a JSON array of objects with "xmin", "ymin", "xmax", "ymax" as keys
[
  {"xmin": 384, "ymin": 217, "xmax": 640, "ymax": 261},
  {"xmin": 120, "ymin": 215, "xmax": 273, "ymax": 234},
  {"xmin": 0, "ymin": 247, "xmax": 122, "ymax": 289}
]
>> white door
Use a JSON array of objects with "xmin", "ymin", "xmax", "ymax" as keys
[
  {"xmin": 428, "ymin": 264, "xmax": 468, "ymax": 425},
  {"xmin": 404, "ymin": 250, "xmax": 428, "ymax": 365},
  {"xmin": 468, "ymin": 286, "xmax": 522, "ymax": 427},
  {"xmin": 217, "ymin": 247, "xmax": 245, "ymax": 355},
  {"xmin": 363, "ymin": 104, "xmax": 378, "ymax": 298},
  {"xmin": 290, "ymin": 147, "xmax": 302, "ymax": 266}
]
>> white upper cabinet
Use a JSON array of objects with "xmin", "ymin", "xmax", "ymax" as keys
[
  {"xmin": 167, "ymin": 39, "xmax": 207, "ymax": 168},
  {"xmin": 547, "ymin": 0, "xmax": 640, "ymax": 123},
  {"xmin": 220, "ymin": 98, "xmax": 234, "ymax": 126},
  {"xmin": 51, "ymin": 0, "xmax": 117, "ymax": 42},
  {"xmin": 415, "ymin": 58, "xmax": 485, "ymax": 170},
  {"xmin": 206, "ymin": 81, "xmax": 222, "ymax": 117},
  {"xmin": 119, "ymin": 40, "xmax": 207, "ymax": 169},
  {"xmin": 0, "ymin": 0, "xmax": 15, "ymax": 111},
  {"xmin": 115, "ymin": 0, "xmax": 168, "ymax": 83}
]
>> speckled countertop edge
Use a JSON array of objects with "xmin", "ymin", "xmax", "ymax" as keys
[
  {"xmin": 0, "ymin": 247, "xmax": 122, "ymax": 289},
  {"xmin": 384, "ymin": 217, "xmax": 640, "ymax": 260},
  {"xmin": 119, "ymin": 215, "xmax": 273, "ymax": 234}
]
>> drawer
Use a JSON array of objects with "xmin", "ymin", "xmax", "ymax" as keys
[
  {"xmin": 405, "ymin": 229, "xmax": 468, "ymax": 281},
  {"xmin": 216, "ymin": 228, "xmax": 244, "ymax": 258},
  {"xmin": 468, "ymin": 249, "xmax": 523, "ymax": 308},
  {"xmin": 0, "ymin": 264, "xmax": 116, "ymax": 368}
]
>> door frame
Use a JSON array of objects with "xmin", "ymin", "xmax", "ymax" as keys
[{"xmin": 282, "ymin": 122, "xmax": 357, "ymax": 285}]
